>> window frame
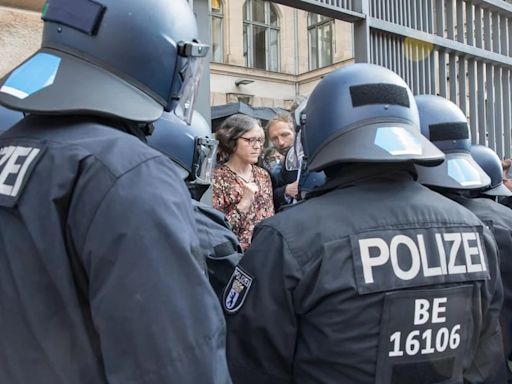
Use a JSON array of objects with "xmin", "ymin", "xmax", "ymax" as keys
[
  {"xmin": 307, "ymin": 13, "xmax": 335, "ymax": 70},
  {"xmin": 243, "ymin": 0, "xmax": 280, "ymax": 72},
  {"xmin": 210, "ymin": 0, "xmax": 224, "ymax": 63}
]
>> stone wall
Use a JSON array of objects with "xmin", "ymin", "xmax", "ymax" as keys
[{"xmin": 0, "ymin": 6, "xmax": 42, "ymax": 77}]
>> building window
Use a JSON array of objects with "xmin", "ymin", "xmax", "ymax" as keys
[
  {"xmin": 210, "ymin": 0, "xmax": 224, "ymax": 63},
  {"xmin": 243, "ymin": 0, "xmax": 279, "ymax": 71},
  {"xmin": 308, "ymin": 13, "xmax": 334, "ymax": 70}
]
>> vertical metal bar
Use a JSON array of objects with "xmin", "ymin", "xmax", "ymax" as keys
[
  {"xmin": 397, "ymin": 36, "xmax": 402, "ymax": 78},
  {"xmin": 486, "ymin": 63, "xmax": 495, "ymax": 149},
  {"xmin": 446, "ymin": 0, "xmax": 454, "ymax": 40},
  {"xmin": 468, "ymin": 59, "xmax": 478, "ymax": 142},
  {"xmin": 483, "ymin": 9, "xmax": 491, "ymax": 51},
  {"xmin": 459, "ymin": 58, "xmax": 467, "ymax": 114},
  {"xmin": 417, "ymin": 0, "xmax": 423, "ymax": 31},
  {"xmin": 423, "ymin": 0, "xmax": 429, "ymax": 33},
  {"xmin": 416, "ymin": 0, "xmax": 425, "ymax": 31},
  {"xmin": 439, "ymin": 51, "xmax": 447, "ymax": 97},
  {"xmin": 414, "ymin": 43, "xmax": 420, "ymax": 94},
  {"xmin": 436, "ymin": 0, "xmax": 446, "ymax": 37},
  {"xmin": 427, "ymin": 0, "xmax": 434, "ymax": 34},
  {"xmin": 504, "ymin": 69, "xmax": 511, "ymax": 158},
  {"xmin": 492, "ymin": 11, "xmax": 500, "ymax": 54},
  {"xmin": 456, "ymin": 0, "xmax": 464, "ymax": 43},
  {"xmin": 383, "ymin": 34, "xmax": 388, "ymax": 68},
  {"xmin": 370, "ymin": 31, "xmax": 375, "ymax": 63},
  {"xmin": 509, "ymin": 15, "xmax": 512, "ymax": 57},
  {"xmin": 466, "ymin": 2, "xmax": 474, "ymax": 46},
  {"xmin": 475, "ymin": 6, "xmax": 482, "ymax": 48},
  {"xmin": 377, "ymin": 33, "xmax": 384, "ymax": 66},
  {"xmin": 494, "ymin": 66, "xmax": 503, "ymax": 158},
  {"xmin": 411, "ymin": 0, "xmax": 417, "ymax": 29},
  {"xmin": 418, "ymin": 44, "xmax": 425, "ymax": 94},
  {"xmin": 429, "ymin": 48, "xmax": 436, "ymax": 94},
  {"xmin": 405, "ymin": 39, "xmax": 411, "ymax": 90},
  {"xmin": 477, "ymin": 61, "xmax": 486, "ymax": 145},
  {"xmin": 393, "ymin": 35, "xmax": 398, "ymax": 74},
  {"xmin": 449, "ymin": 53, "xmax": 457, "ymax": 103},
  {"xmin": 501, "ymin": 16, "xmax": 508, "ymax": 56}
]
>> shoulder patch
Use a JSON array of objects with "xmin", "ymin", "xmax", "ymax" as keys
[
  {"xmin": 0, "ymin": 143, "xmax": 46, "ymax": 207},
  {"xmin": 223, "ymin": 266, "xmax": 253, "ymax": 314}
]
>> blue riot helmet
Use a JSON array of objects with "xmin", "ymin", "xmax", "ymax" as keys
[
  {"xmin": 148, "ymin": 111, "xmax": 218, "ymax": 186},
  {"xmin": 470, "ymin": 144, "xmax": 511, "ymax": 197},
  {"xmin": 415, "ymin": 95, "xmax": 490, "ymax": 190},
  {"xmin": 0, "ymin": 106, "xmax": 23, "ymax": 133},
  {"xmin": 0, "ymin": 0, "xmax": 208, "ymax": 124},
  {"xmin": 302, "ymin": 64, "xmax": 444, "ymax": 172}
]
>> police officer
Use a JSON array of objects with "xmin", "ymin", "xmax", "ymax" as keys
[
  {"xmin": 471, "ymin": 144, "xmax": 512, "ymax": 382},
  {"xmin": 223, "ymin": 64, "xmax": 504, "ymax": 383},
  {"xmin": 0, "ymin": 1, "xmax": 231, "ymax": 383},
  {"xmin": 415, "ymin": 95, "xmax": 510, "ymax": 382},
  {"xmin": 148, "ymin": 111, "xmax": 243, "ymax": 296}
]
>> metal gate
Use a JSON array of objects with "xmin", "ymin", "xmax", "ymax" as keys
[{"xmin": 275, "ymin": 0, "xmax": 512, "ymax": 158}]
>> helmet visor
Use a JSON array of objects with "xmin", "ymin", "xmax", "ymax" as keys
[
  {"xmin": 285, "ymin": 131, "xmax": 304, "ymax": 171},
  {"xmin": 191, "ymin": 136, "xmax": 218, "ymax": 184},
  {"xmin": 175, "ymin": 42, "xmax": 209, "ymax": 125}
]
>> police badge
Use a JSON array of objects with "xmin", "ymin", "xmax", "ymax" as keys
[{"xmin": 223, "ymin": 266, "xmax": 253, "ymax": 314}]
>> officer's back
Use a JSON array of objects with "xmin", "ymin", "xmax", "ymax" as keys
[
  {"xmin": 224, "ymin": 64, "xmax": 504, "ymax": 383},
  {"xmin": 0, "ymin": 0, "xmax": 231, "ymax": 383},
  {"xmin": 414, "ymin": 109, "xmax": 512, "ymax": 383}
]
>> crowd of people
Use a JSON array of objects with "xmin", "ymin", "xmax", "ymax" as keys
[{"xmin": 1, "ymin": 0, "xmax": 512, "ymax": 383}]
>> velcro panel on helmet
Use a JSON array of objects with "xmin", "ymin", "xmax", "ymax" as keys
[
  {"xmin": 428, "ymin": 122, "xmax": 469, "ymax": 142},
  {"xmin": 42, "ymin": 0, "xmax": 106, "ymax": 36},
  {"xmin": 350, "ymin": 84, "xmax": 410, "ymax": 108}
]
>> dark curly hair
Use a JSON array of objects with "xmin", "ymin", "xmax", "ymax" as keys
[{"xmin": 215, "ymin": 114, "xmax": 262, "ymax": 163}]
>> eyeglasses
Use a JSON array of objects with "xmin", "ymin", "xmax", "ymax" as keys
[{"xmin": 239, "ymin": 136, "xmax": 265, "ymax": 147}]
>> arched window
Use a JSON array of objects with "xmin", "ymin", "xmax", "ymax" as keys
[
  {"xmin": 308, "ymin": 13, "xmax": 334, "ymax": 70},
  {"xmin": 243, "ymin": 0, "xmax": 279, "ymax": 71},
  {"xmin": 210, "ymin": 0, "xmax": 224, "ymax": 63}
]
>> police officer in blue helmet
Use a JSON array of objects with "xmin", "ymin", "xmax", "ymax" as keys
[
  {"xmin": 224, "ymin": 64, "xmax": 504, "ymax": 383},
  {"xmin": 471, "ymin": 144, "xmax": 512, "ymax": 199},
  {"xmin": 0, "ymin": 1, "xmax": 231, "ymax": 383},
  {"xmin": 148, "ymin": 111, "xmax": 243, "ymax": 297},
  {"xmin": 470, "ymin": 144, "xmax": 512, "ymax": 382},
  {"xmin": 415, "ymin": 95, "xmax": 509, "ymax": 382}
]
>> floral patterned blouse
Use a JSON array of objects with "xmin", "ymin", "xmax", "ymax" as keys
[{"xmin": 212, "ymin": 164, "xmax": 274, "ymax": 250}]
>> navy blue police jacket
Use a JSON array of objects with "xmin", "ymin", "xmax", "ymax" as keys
[
  {"xmin": 449, "ymin": 194, "xmax": 512, "ymax": 382},
  {"xmin": 224, "ymin": 164, "xmax": 505, "ymax": 384},
  {"xmin": 0, "ymin": 114, "xmax": 232, "ymax": 384}
]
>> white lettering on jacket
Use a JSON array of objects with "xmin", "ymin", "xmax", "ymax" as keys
[
  {"xmin": 359, "ymin": 232, "xmax": 487, "ymax": 284},
  {"xmin": 0, "ymin": 145, "xmax": 40, "ymax": 197}
]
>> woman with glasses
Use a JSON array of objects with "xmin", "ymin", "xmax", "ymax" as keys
[{"xmin": 213, "ymin": 114, "xmax": 274, "ymax": 250}]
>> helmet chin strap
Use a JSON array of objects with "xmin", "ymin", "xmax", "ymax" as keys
[{"xmin": 187, "ymin": 183, "xmax": 210, "ymax": 201}]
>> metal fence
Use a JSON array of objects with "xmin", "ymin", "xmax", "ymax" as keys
[{"xmin": 275, "ymin": 0, "xmax": 512, "ymax": 158}]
